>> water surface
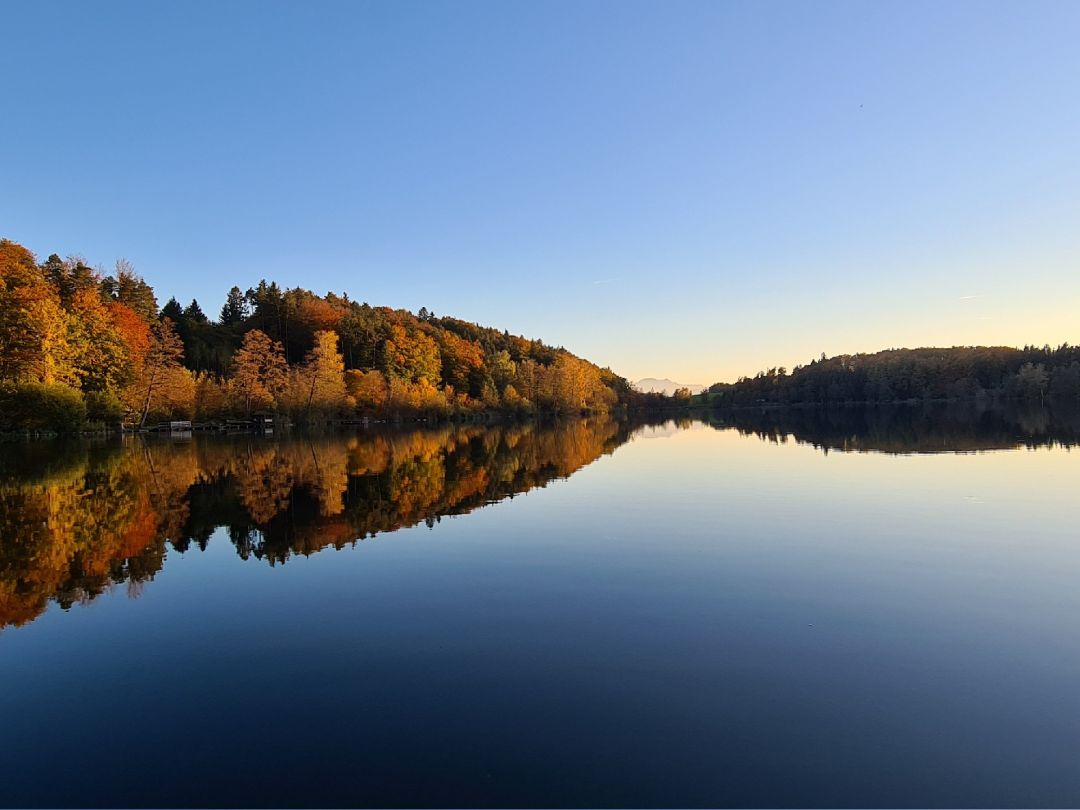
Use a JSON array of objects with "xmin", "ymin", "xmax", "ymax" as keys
[{"xmin": 2, "ymin": 407, "xmax": 1078, "ymax": 807}]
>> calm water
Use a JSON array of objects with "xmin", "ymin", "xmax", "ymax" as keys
[{"xmin": 2, "ymin": 405, "xmax": 1079, "ymax": 808}]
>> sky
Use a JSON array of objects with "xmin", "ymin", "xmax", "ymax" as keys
[{"xmin": 2, "ymin": 0, "xmax": 1079, "ymax": 385}]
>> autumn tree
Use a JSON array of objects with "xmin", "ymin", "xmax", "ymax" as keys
[
  {"xmin": 294, "ymin": 330, "xmax": 349, "ymax": 419},
  {"xmin": 514, "ymin": 359, "xmax": 541, "ymax": 406},
  {"xmin": 127, "ymin": 318, "xmax": 188, "ymax": 427},
  {"xmin": 108, "ymin": 302, "xmax": 152, "ymax": 367},
  {"xmin": 552, "ymin": 355, "xmax": 589, "ymax": 412},
  {"xmin": 290, "ymin": 294, "xmax": 345, "ymax": 357},
  {"xmin": 0, "ymin": 239, "xmax": 72, "ymax": 385},
  {"xmin": 382, "ymin": 323, "xmax": 441, "ymax": 385},
  {"xmin": 231, "ymin": 329, "xmax": 288, "ymax": 415},
  {"xmin": 345, "ymin": 369, "xmax": 390, "ymax": 413},
  {"xmin": 436, "ymin": 330, "xmax": 485, "ymax": 395},
  {"xmin": 67, "ymin": 287, "xmax": 130, "ymax": 393},
  {"xmin": 489, "ymin": 350, "xmax": 517, "ymax": 394},
  {"xmin": 101, "ymin": 259, "xmax": 158, "ymax": 322},
  {"xmin": 193, "ymin": 372, "xmax": 238, "ymax": 420}
]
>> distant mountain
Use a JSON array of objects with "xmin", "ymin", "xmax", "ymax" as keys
[{"xmin": 634, "ymin": 378, "xmax": 706, "ymax": 396}]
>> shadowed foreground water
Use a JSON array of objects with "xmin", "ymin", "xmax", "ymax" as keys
[{"xmin": 1, "ymin": 406, "xmax": 1079, "ymax": 807}]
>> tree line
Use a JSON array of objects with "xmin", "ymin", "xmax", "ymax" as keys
[
  {"xmin": 0, "ymin": 238, "xmax": 632, "ymax": 431},
  {"xmin": 704, "ymin": 346, "xmax": 1080, "ymax": 407}
]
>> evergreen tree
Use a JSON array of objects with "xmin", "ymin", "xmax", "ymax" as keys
[
  {"xmin": 161, "ymin": 297, "xmax": 183, "ymax": 320},
  {"xmin": 184, "ymin": 299, "xmax": 208, "ymax": 323},
  {"xmin": 220, "ymin": 286, "xmax": 248, "ymax": 325}
]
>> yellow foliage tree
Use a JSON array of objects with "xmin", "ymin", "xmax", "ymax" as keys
[
  {"xmin": 0, "ymin": 239, "xmax": 73, "ymax": 385},
  {"xmin": 345, "ymin": 369, "xmax": 390, "ymax": 413},
  {"xmin": 231, "ymin": 329, "xmax": 288, "ymax": 415},
  {"xmin": 123, "ymin": 318, "xmax": 191, "ymax": 426},
  {"xmin": 296, "ymin": 330, "xmax": 349, "ymax": 419}
]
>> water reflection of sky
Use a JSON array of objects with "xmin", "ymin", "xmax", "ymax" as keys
[{"xmin": 1, "ymin": 413, "xmax": 1079, "ymax": 807}]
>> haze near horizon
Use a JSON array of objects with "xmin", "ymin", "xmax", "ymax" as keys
[{"xmin": 3, "ymin": 0, "xmax": 1078, "ymax": 384}]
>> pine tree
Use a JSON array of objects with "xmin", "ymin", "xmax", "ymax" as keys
[{"xmin": 220, "ymin": 286, "xmax": 248, "ymax": 325}]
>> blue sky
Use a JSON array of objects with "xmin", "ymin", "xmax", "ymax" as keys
[{"xmin": 3, "ymin": 0, "xmax": 1078, "ymax": 383}]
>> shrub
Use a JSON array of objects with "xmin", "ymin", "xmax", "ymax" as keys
[
  {"xmin": 0, "ymin": 383, "xmax": 87, "ymax": 433},
  {"xmin": 84, "ymin": 390, "xmax": 125, "ymax": 426}
]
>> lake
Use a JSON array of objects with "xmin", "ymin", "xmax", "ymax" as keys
[{"xmin": 2, "ymin": 404, "xmax": 1079, "ymax": 807}]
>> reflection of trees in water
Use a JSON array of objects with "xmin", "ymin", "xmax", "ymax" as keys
[
  {"xmin": 0, "ymin": 417, "xmax": 631, "ymax": 629},
  {"xmin": 709, "ymin": 400, "xmax": 1080, "ymax": 454},
  {"xmin": 0, "ymin": 443, "xmax": 167, "ymax": 628}
]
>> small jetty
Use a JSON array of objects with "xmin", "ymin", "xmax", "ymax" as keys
[{"xmin": 135, "ymin": 415, "xmax": 280, "ymax": 435}]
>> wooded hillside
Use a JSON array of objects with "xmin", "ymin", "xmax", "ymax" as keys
[
  {"xmin": 707, "ymin": 346, "xmax": 1080, "ymax": 406},
  {"xmin": 0, "ymin": 238, "xmax": 630, "ymax": 430}
]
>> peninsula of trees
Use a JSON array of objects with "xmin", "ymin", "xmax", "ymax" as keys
[
  {"xmin": 0, "ymin": 239, "xmax": 631, "ymax": 431},
  {"xmin": 704, "ymin": 346, "xmax": 1080, "ymax": 407}
]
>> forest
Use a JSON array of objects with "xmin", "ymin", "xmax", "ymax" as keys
[
  {"xmin": 704, "ymin": 346, "xmax": 1080, "ymax": 407},
  {"xmin": 0, "ymin": 238, "xmax": 632, "ymax": 431}
]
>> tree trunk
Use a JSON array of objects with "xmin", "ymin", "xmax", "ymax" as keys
[
  {"xmin": 305, "ymin": 370, "xmax": 317, "ymax": 421},
  {"xmin": 139, "ymin": 372, "xmax": 157, "ymax": 428}
]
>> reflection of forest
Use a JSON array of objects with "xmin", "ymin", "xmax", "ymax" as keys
[
  {"xmin": 0, "ymin": 418, "xmax": 633, "ymax": 629},
  {"xmin": 7, "ymin": 404, "xmax": 1073, "ymax": 630},
  {"xmin": 708, "ymin": 400, "xmax": 1080, "ymax": 454}
]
